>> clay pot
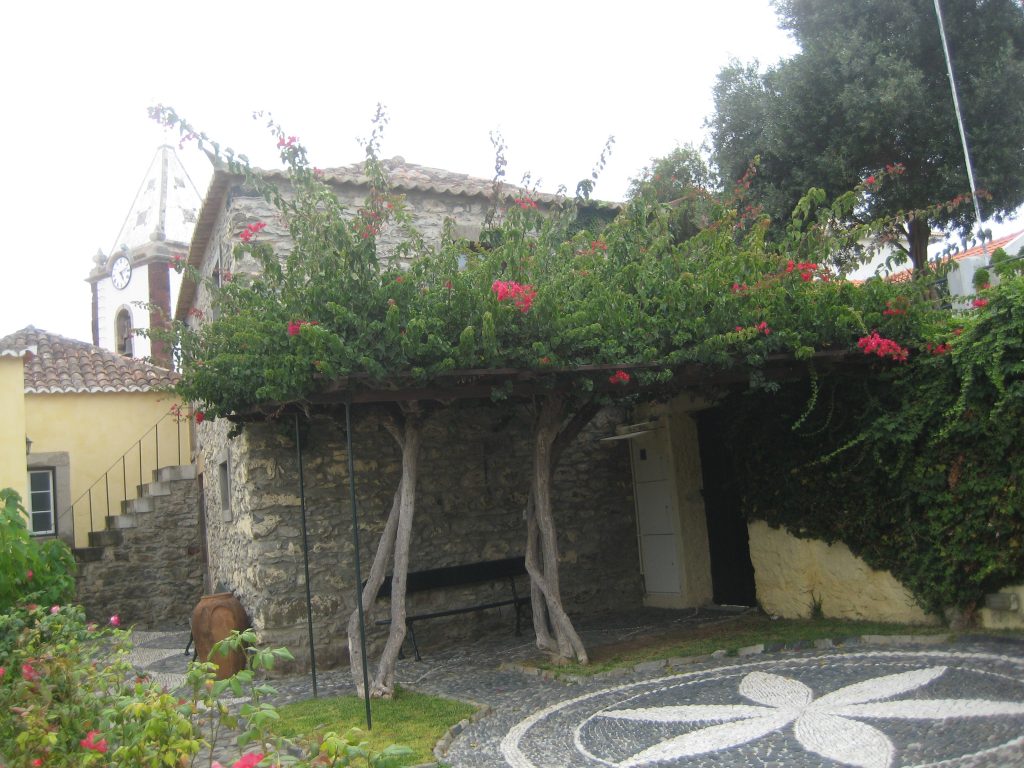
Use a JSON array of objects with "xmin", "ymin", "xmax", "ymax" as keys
[{"xmin": 191, "ymin": 592, "xmax": 250, "ymax": 679}]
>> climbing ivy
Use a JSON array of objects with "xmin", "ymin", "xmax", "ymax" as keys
[{"xmin": 719, "ymin": 276, "xmax": 1024, "ymax": 615}]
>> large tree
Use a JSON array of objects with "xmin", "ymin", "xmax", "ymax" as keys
[{"xmin": 709, "ymin": 0, "xmax": 1024, "ymax": 273}]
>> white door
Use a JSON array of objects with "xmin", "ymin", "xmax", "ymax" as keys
[{"xmin": 630, "ymin": 432, "xmax": 681, "ymax": 595}]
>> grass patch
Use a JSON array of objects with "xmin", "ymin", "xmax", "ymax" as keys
[
  {"xmin": 532, "ymin": 614, "xmax": 951, "ymax": 677},
  {"xmin": 271, "ymin": 685, "xmax": 476, "ymax": 765}
]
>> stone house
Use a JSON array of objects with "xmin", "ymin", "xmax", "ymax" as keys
[{"xmin": 175, "ymin": 157, "xmax": 960, "ymax": 670}]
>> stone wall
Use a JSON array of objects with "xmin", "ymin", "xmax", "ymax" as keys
[
  {"xmin": 747, "ymin": 520, "xmax": 939, "ymax": 625},
  {"xmin": 75, "ymin": 470, "xmax": 203, "ymax": 629},
  {"xmin": 197, "ymin": 402, "xmax": 641, "ymax": 671}
]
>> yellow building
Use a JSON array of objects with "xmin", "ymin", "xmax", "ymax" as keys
[{"xmin": 0, "ymin": 327, "xmax": 186, "ymax": 548}]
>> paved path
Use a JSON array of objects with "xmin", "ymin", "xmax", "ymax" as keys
[{"xmin": 128, "ymin": 615, "xmax": 1024, "ymax": 767}]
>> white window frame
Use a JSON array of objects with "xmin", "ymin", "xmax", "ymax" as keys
[{"xmin": 28, "ymin": 468, "xmax": 56, "ymax": 536}]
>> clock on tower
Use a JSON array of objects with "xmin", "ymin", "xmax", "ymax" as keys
[{"xmin": 111, "ymin": 255, "xmax": 132, "ymax": 290}]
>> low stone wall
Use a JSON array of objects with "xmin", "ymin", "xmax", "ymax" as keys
[
  {"xmin": 198, "ymin": 402, "xmax": 642, "ymax": 671},
  {"xmin": 747, "ymin": 520, "xmax": 939, "ymax": 625},
  {"xmin": 75, "ymin": 473, "xmax": 203, "ymax": 629}
]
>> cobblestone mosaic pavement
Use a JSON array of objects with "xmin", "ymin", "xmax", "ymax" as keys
[{"xmin": 127, "ymin": 612, "xmax": 1024, "ymax": 767}]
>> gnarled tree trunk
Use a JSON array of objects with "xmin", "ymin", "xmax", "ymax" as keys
[
  {"xmin": 343, "ymin": 405, "xmax": 424, "ymax": 698},
  {"xmin": 523, "ymin": 394, "xmax": 599, "ymax": 664}
]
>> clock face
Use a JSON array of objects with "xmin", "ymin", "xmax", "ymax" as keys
[{"xmin": 111, "ymin": 256, "xmax": 132, "ymax": 290}]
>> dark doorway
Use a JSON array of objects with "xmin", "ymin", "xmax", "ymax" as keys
[{"xmin": 696, "ymin": 408, "xmax": 757, "ymax": 607}]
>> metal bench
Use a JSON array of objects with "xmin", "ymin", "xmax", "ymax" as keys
[{"xmin": 372, "ymin": 555, "xmax": 530, "ymax": 661}]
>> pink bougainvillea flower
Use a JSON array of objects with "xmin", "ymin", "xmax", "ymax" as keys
[
  {"xmin": 80, "ymin": 731, "xmax": 108, "ymax": 754},
  {"xmin": 972, "ymin": 298, "xmax": 989, "ymax": 308},
  {"xmin": 239, "ymin": 221, "xmax": 267, "ymax": 243},
  {"xmin": 288, "ymin": 320, "xmax": 319, "ymax": 336},
  {"xmin": 857, "ymin": 331, "xmax": 909, "ymax": 362},
  {"xmin": 50, "ymin": 605, "xmax": 60, "ymax": 615},
  {"xmin": 491, "ymin": 280, "xmax": 536, "ymax": 313},
  {"xmin": 232, "ymin": 753, "xmax": 264, "ymax": 768},
  {"xmin": 109, "ymin": 614, "xmax": 121, "ymax": 627},
  {"xmin": 608, "ymin": 370, "xmax": 631, "ymax": 385}
]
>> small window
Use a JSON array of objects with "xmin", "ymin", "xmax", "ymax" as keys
[
  {"xmin": 219, "ymin": 459, "xmax": 231, "ymax": 522},
  {"xmin": 28, "ymin": 469, "xmax": 56, "ymax": 535},
  {"xmin": 115, "ymin": 309, "xmax": 133, "ymax": 356}
]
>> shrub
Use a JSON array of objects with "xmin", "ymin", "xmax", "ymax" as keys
[
  {"xmin": 0, "ymin": 488, "xmax": 76, "ymax": 614},
  {"xmin": 0, "ymin": 606, "xmax": 411, "ymax": 767}
]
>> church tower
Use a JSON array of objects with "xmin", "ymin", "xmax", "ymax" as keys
[{"xmin": 87, "ymin": 145, "xmax": 202, "ymax": 369}]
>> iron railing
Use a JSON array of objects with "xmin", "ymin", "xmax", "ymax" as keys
[{"xmin": 67, "ymin": 408, "xmax": 192, "ymax": 540}]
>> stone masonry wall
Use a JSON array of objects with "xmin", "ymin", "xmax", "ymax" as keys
[
  {"xmin": 198, "ymin": 402, "xmax": 641, "ymax": 672},
  {"xmin": 76, "ymin": 473, "xmax": 203, "ymax": 629}
]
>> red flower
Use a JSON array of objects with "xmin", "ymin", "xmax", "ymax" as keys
[
  {"xmin": 865, "ymin": 175, "xmax": 876, "ymax": 185},
  {"xmin": 194, "ymin": 411, "xmax": 205, "ymax": 424},
  {"xmin": 971, "ymin": 298, "xmax": 989, "ymax": 308},
  {"xmin": 26, "ymin": 569, "xmax": 33, "ymax": 581},
  {"xmin": 857, "ymin": 331, "xmax": 909, "ymax": 362},
  {"xmin": 0, "ymin": 667, "xmax": 5, "ymax": 679},
  {"xmin": 735, "ymin": 326, "xmax": 744, "ymax": 332},
  {"xmin": 232, "ymin": 753, "xmax": 264, "ymax": 768},
  {"xmin": 239, "ymin": 222, "xmax": 267, "ymax": 243},
  {"xmin": 80, "ymin": 731, "xmax": 108, "ymax": 754},
  {"xmin": 288, "ymin": 320, "xmax": 319, "ymax": 336},
  {"xmin": 608, "ymin": 370, "xmax": 631, "ymax": 385},
  {"xmin": 786, "ymin": 260, "xmax": 796, "ymax": 273},
  {"xmin": 21, "ymin": 663, "xmax": 39, "ymax": 682},
  {"xmin": 756, "ymin": 321, "xmax": 772, "ymax": 335},
  {"xmin": 513, "ymin": 196, "xmax": 537, "ymax": 210},
  {"xmin": 491, "ymin": 280, "xmax": 536, "ymax": 313},
  {"xmin": 109, "ymin": 614, "xmax": 121, "ymax": 627},
  {"xmin": 32, "ymin": 759, "xmax": 42, "ymax": 767}
]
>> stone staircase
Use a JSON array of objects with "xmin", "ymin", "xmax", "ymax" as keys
[{"xmin": 74, "ymin": 464, "xmax": 205, "ymax": 629}]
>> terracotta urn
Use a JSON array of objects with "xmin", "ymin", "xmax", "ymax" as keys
[{"xmin": 191, "ymin": 592, "xmax": 250, "ymax": 679}]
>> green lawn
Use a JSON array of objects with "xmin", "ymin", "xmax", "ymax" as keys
[
  {"xmin": 271, "ymin": 685, "xmax": 476, "ymax": 765},
  {"xmin": 531, "ymin": 614, "xmax": 952, "ymax": 677}
]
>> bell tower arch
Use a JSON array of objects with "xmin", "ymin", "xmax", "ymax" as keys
[{"xmin": 87, "ymin": 145, "xmax": 201, "ymax": 368}]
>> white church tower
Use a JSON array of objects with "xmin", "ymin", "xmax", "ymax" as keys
[{"xmin": 87, "ymin": 145, "xmax": 202, "ymax": 369}]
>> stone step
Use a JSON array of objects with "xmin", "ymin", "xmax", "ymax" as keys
[
  {"xmin": 137, "ymin": 480, "xmax": 171, "ymax": 498},
  {"xmin": 154, "ymin": 465, "xmax": 196, "ymax": 483},
  {"xmin": 123, "ymin": 496, "xmax": 156, "ymax": 515},
  {"xmin": 88, "ymin": 529, "xmax": 123, "ymax": 548},
  {"xmin": 73, "ymin": 546, "xmax": 104, "ymax": 563},
  {"xmin": 105, "ymin": 514, "xmax": 138, "ymax": 530}
]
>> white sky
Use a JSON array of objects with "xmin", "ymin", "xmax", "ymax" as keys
[{"xmin": 1, "ymin": 1, "xmax": 1018, "ymax": 343}]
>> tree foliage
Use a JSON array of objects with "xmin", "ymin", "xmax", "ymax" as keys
[{"xmin": 709, "ymin": 0, "xmax": 1024, "ymax": 272}]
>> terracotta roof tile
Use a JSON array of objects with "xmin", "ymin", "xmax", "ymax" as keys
[
  {"xmin": 887, "ymin": 228, "xmax": 1024, "ymax": 283},
  {"xmin": 0, "ymin": 327, "xmax": 179, "ymax": 394}
]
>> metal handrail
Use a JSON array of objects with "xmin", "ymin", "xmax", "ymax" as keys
[{"xmin": 66, "ymin": 408, "xmax": 192, "ymax": 540}]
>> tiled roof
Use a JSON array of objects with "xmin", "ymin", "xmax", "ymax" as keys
[
  {"xmin": 319, "ymin": 156, "xmax": 572, "ymax": 203},
  {"xmin": 888, "ymin": 228, "xmax": 1024, "ymax": 283},
  {"xmin": 0, "ymin": 326, "xmax": 179, "ymax": 394}
]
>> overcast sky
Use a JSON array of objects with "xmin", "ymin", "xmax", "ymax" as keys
[{"xmin": 1, "ymin": 1, "xmax": 1018, "ymax": 343}]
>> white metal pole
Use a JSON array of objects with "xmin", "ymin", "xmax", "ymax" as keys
[{"xmin": 933, "ymin": 0, "xmax": 989, "ymax": 258}]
